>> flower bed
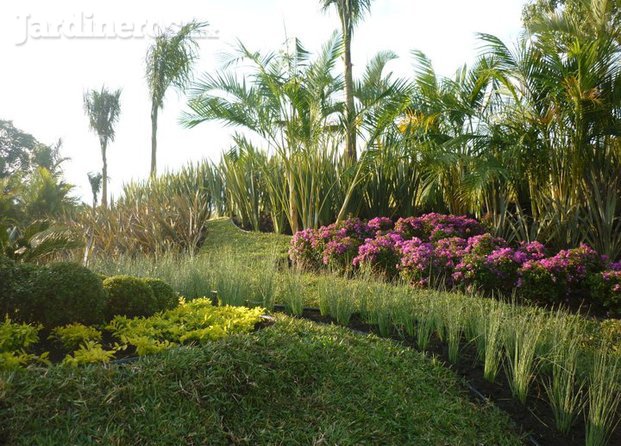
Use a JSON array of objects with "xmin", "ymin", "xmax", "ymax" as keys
[{"xmin": 289, "ymin": 214, "xmax": 621, "ymax": 315}]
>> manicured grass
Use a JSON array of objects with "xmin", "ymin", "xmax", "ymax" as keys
[
  {"xmin": 0, "ymin": 315, "xmax": 522, "ymax": 445},
  {"xmin": 201, "ymin": 217, "xmax": 291, "ymax": 261}
]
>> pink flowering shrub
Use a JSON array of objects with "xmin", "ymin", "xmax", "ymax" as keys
[
  {"xmin": 289, "ymin": 229, "xmax": 323, "ymax": 270},
  {"xmin": 367, "ymin": 217, "xmax": 394, "ymax": 235},
  {"xmin": 353, "ymin": 233, "xmax": 403, "ymax": 278},
  {"xmin": 289, "ymin": 214, "xmax": 616, "ymax": 309},
  {"xmin": 322, "ymin": 236, "xmax": 361, "ymax": 271},
  {"xmin": 394, "ymin": 213, "xmax": 485, "ymax": 241},
  {"xmin": 453, "ymin": 240, "xmax": 548, "ymax": 293},
  {"xmin": 399, "ymin": 237, "xmax": 467, "ymax": 287},
  {"xmin": 518, "ymin": 244, "xmax": 606, "ymax": 303},
  {"xmin": 397, "ymin": 238, "xmax": 436, "ymax": 286}
]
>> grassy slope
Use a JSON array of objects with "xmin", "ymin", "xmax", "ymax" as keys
[
  {"xmin": 202, "ymin": 218, "xmax": 291, "ymax": 261},
  {"xmin": 0, "ymin": 316, "xmax": 522, "ymax": 445}
]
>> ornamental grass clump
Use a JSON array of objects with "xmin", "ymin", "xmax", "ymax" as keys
[
  {"xmin": 585, "ymin": 348, "xmax": 621, "ymax": 446},
  {"xmin": 504, "ymin": 311, "xmax": 544, "ymax": 404},
  {"xmin": 279, "ymin": 271, "xmax": 305, "ymax": 316},
  {"xmin": 544, "ymin": 330, "xmax": 584, "ymax": 434},
  {"xmin": 441, "ymin": 298, "xmax": 464, "ymax": 364},
  {"xmin": 391, "ymin": 289, "xmax": 416, "ymax": 338},
  {"xmin": 213, "ymin": 255, "xmax": 252, "ymax": 307},
  {"xmin": 481, "ymin": 303, "xmax": 504, "ymax": 382}
]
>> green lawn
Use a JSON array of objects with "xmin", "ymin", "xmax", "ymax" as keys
[
  {"xmin": 201, "ymin": 217, "xmax": 291, "ymax": 261},
  {"xmin": 0, "ymin": 315, "xmax": 523, "ymax": 445}
]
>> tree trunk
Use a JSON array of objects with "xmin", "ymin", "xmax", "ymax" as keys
[
  {"xmin": 151, "ymin": 104, "xmax": 158, "ymax": 177},
  {"xmin": 343, "ymin": 26, "xmax": 357, "ymax": 162},
  {"xmin": 101, "ymin": 139, "xmax": 108, "ymax": 208}
]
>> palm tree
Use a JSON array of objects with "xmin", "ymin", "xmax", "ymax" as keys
[
  {"xmin": 146, "ymin": 21, "xmax": 205, "ymax": 177},
  {"xmin": 87, "ymin": 172, "xmax": 102, "ymax": 209},
  {"xmin": 83, "ymin": 87, "xmax": 121, "ymax": 208},
  {"xmin": 321, "ymin": 0, "xmax": 373, "ymax": 161}
]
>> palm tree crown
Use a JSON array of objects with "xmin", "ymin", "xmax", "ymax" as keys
[
  {"xmin": 83, "ymin": 87, "xmax": 121, "ymax": 208},
  {"xmin": 146, "ymin": 21, "xmax": 205, "ymax": 176}
]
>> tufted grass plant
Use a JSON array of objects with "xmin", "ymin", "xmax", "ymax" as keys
[
  {"xmin": 481, "ymin": 302, "xmax": 504, "ymax": 383},
  {"xmin": 585, "ymin": 348, "xmax": 621, "ymax": 446}
]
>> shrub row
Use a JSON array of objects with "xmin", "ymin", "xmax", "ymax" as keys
[
  {"xmin": 0, "ymin": 257, "xmax": 178, "ymax": 328},
  {"xmin": 289, "ymin": 214, "xmax": 621, "ymax": 314}
]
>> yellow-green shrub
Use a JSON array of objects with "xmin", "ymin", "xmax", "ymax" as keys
[
  {"xmin": 0, "ymin": 317, "xmax": 48, "ymax": 369},
  {"xmin": 50, "ymin": 323, "xmax": 102, "ymax": 351},
  {"xmin": 62, "ymin": 341, "xmax": 116, "ymax": 366},
  {"xmin": 107, "ymin": 298, "xmax": 264, "ymax": 356}
]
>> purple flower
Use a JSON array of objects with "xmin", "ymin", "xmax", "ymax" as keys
[{"xmin": 367, "ymin": 217, "xmax": 394, "ymax": 234}]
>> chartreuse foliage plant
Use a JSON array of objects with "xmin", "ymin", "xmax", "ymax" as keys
[
  {"xmin": 107, "ymin": 298, "xmax": 264, "ymax": 356},
  {"xmin": 0, "ymin": 317, "xmax": 47, "ymax": 369},
  {"xmin": 49, "ymin": 323, "xmax": 103, "ymax": 351},
  {"xmin": 62, "ymin": 341, "xmax": 117, "ymax": 367}
]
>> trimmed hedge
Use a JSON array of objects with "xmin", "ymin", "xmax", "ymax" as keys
[
  {"xmin": 144, "ymin": 278, "xmax": 178, "ymax": 311},
  {"xmin": 27, "ymin": 262, "xmax": 106, "ymax": 327},
  {"xmin": 103, "ymin": 275, "xmax": 158, "ymax": 319}
]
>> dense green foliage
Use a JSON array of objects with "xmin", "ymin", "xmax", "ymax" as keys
[
  {"xmin": 144, "ymin": 277, "xmax": 179, "ymax": 311},
  {"xmin": 24, "ymin": 262, "xmax": 105, "ymax": 327},
  {"xmin": 0, "ymin": 316, "xmax": 523, "ymax": 445},
  {"xmin": 103, "ymin": 275, "xmax": 158, "ymax": 320}
]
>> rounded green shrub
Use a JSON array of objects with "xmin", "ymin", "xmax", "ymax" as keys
[
  {"xmin": 28, "ymin": 262, "xmax": 106, "ymax": 327},
  {"xmin": 0, "ymin": 257, "xmax": 39, "ymax": 319},
  {"xmin": 144, "ymin": 278, "xmax": 178, "ymax": 311},
  {"xmin": 103, "ymin": 276, "xmax": 158, "ymax": 319}
]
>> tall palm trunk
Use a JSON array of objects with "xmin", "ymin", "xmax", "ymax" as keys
[
  {"xmin": 343, "ymin": 18, "xmax": 357, "ymax": 161},
  {"xmin": 151, "ymin": 103, "xmax": 159, "ymax": 177},
  {"xmin": 100, "ymin": 139, "xmax": 108, "ymax": 208}
]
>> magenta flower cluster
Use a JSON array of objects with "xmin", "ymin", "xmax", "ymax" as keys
[{"xmin": 289, "ymin": 214, "xmax": 621, "ymax": 315}]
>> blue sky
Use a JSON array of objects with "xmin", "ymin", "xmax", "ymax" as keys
[{"xmin": 0, "ymin": 0, "xmax": 525, "ymax": 201}]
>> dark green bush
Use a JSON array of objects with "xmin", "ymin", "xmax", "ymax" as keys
[
  {"xmin": 103, "ymin": 276, "xmax": 158, "ymax": 319},
  {"xmin": 0, "ymin": 256, "xmax": 18, "ymax": 315},
  {"xmin": 144, "ymin": 278, "xmax": 178, "ymax": 311},
  {"xmin": 1, "ymin": 258, "xmax": 44, "ymax": 320},
  {"xmin": 27, "ymin": 262, "xmax": 106, "ymax": 327}
]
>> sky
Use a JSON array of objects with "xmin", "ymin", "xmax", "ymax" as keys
[{"xmin": 0, "ymin": 0, "xmax": 526, "ymax": 202}]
